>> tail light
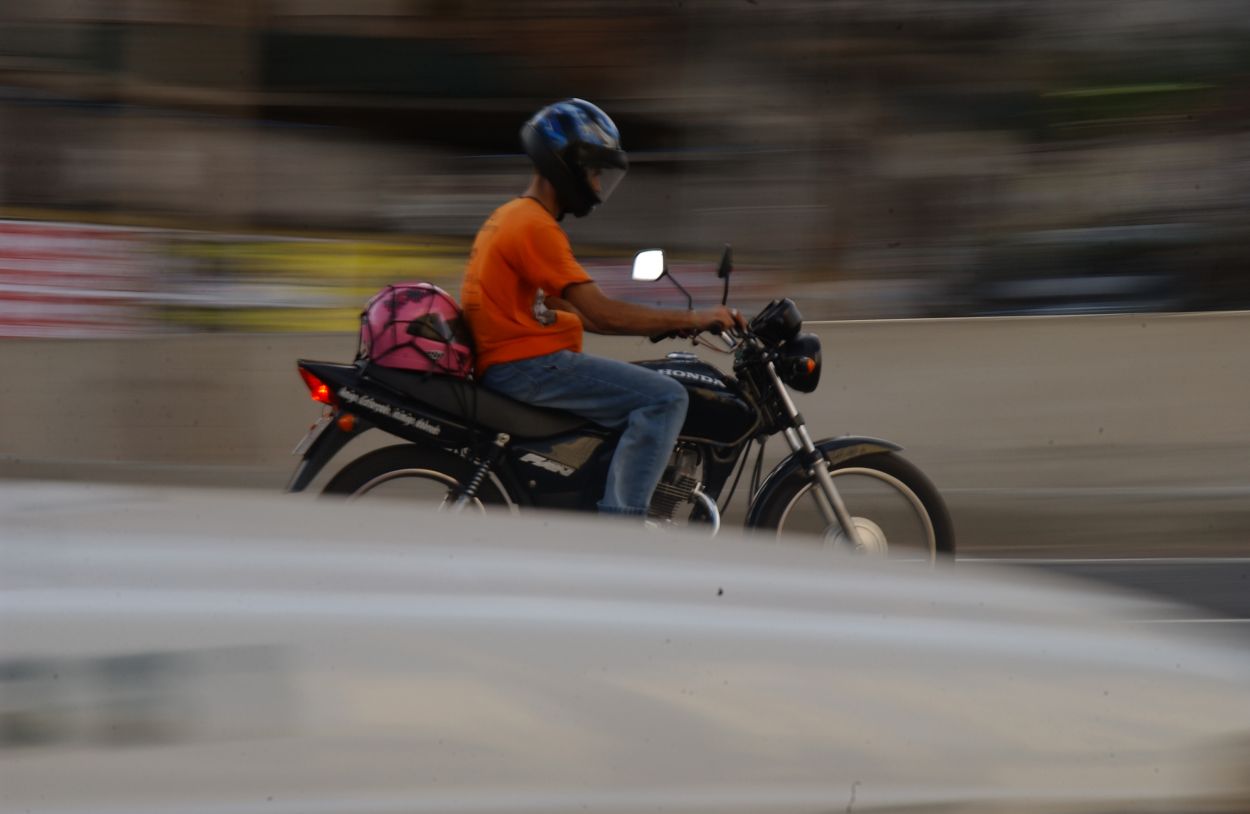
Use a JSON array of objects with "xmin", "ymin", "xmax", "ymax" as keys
[{"xmin": 298, "ymin": 367, "xmax": 336, "ymax": 406}]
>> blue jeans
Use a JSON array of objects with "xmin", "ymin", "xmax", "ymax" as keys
[{"xmin": 481, "ymin": 351, "xmax": 689, "ymax": 516}]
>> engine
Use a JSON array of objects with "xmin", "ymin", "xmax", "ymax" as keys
[{"xmin": 648, "ymin": 443, "xmax": 703, "ymax": 522}]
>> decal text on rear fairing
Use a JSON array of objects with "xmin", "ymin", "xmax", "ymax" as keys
[{"xmin": 337, "ymin": 388, "xmax": 442, "ymax": 436}]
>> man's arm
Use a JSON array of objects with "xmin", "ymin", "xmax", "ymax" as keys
[
  {"xmin": 543, "ymin": 294, "xmax": 604, "ymax": 332},
  {"xmin": 560, "ymin": 281, "xmax": 743, "ymax": 336}
]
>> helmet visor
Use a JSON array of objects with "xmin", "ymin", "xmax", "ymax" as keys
[
  {"xmin": 588, "ymin": 165, "xmax": 627, "ymax": 204},
  {"xmin": 574, "ymin": 142, "xmax": 628, "ymax": 205}
]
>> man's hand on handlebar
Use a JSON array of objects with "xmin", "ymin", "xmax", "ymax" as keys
[
  {"xmin": 649, "ymin": 306, "xmax": 748, "ymax": 343},
  {"xmin": 683, "ymin": 305, "xmax": 747, "ymax": 337}
]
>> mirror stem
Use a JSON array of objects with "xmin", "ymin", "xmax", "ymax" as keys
[{"xmin": 669, "ymin": 274, "xmax": 694, "ymax": 310}]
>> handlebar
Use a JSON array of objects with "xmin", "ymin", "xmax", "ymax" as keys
[
  {"xmin": 649, "ymin": 321, "xmax": 746, "ymax": 352},
  {"xmin": 649, "ymin": 321, "xmax": 729, "ymax": 343}
]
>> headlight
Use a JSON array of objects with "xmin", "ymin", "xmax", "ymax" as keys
[{"xmin": 777, "ymin": 332, "xmax": 822, "ymax": 393}]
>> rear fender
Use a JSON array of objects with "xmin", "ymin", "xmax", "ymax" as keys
[
  {"xmin": 286, "ymin": 416, "xmax": 374, "ymax": 493},
  {"xmin": 744, "ymin": 436, "xmax": 902, "ymax": 527}
]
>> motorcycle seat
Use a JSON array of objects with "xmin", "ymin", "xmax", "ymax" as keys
[{"xmin": 363, "ymin": 365, "xmax": 591, "ymax": 439}]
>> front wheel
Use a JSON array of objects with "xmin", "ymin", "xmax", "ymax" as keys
[
  {"xmin": 323, "ymin": 444, "xmax": 510, "ymax": 512},
  {"xmin": 750, "ymin": 452, "xmax": 953, "ymax": 562}
]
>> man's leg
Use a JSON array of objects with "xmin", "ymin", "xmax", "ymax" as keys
[{"xmin": 481, "ymin": 351, "xmax": 688, "ymax": 515}]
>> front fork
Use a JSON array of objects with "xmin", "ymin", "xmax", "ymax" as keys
[{"xmin": 767, "ymin": 362, "xmax": 862, "ymax": 548}]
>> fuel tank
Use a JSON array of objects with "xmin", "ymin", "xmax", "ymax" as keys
[{"xmin": 633, "ymin": 352, "xmax": 757, "ymax": 446}]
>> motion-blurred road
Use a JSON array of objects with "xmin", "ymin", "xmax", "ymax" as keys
[
  {"xmin": 967, "ymin": 559, "xmax": 1250, "ymax": 639},
  {"xmin": 4, "ymin": 484, "xmax": 1250, "ymax": 814}
]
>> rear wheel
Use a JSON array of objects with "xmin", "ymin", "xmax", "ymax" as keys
[
  {"xmin": 323, "ymin": 444, "xmax": 509, "ymax": 512},
  {"xmin": 751, "ymin": 452, "xmax": 953, "ymax": 562}
]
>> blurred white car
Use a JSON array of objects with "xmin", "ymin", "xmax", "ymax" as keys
[{"xmin": 2, "ymin": 483, "xmax": 1248, "ymax": 814}]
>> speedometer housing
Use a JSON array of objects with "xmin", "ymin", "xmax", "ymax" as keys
[{"xmin": 750, "ymin": 298, "xmax": 803, "ymax": 345}]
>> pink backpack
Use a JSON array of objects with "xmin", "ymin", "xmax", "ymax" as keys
[{"xmin": 358, "ymin": 283, "xmax": 474, "ymax": 378}]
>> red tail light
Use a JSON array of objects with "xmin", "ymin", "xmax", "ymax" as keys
[{"xmin": 298, "ymin": 367, "xmax": 335, "ymax": 406}]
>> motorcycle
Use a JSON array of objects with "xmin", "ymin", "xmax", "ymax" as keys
[{"xmin": 288, "ymin": 246, "xmax": 954, "ymax": 560}]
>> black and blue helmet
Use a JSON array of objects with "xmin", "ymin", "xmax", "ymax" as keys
[{"xmin": 521, "ymin": 99, "xmax": 628, "ymax": 219}]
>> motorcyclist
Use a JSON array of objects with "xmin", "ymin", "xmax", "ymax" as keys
[{"xmin": 460, "ymin": 98, "xmax": 742, "ymax": 519}]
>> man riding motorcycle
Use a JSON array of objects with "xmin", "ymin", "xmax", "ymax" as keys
[{"xmin": 460, "ymin": 98, "xmax": 743, "ymax": 519}]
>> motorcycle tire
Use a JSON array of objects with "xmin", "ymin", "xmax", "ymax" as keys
[
  {"xmin": 750, "ymin": 451, "xmax": 954, "ymax": 561},
  {"xmin": 323, "ymin": 443, "xmax": 509, "ymax": 511}
]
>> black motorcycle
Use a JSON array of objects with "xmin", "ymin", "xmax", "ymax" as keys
[{"xmin": 288, "ymin": 247, "xmax": 953, "ymax": 560}]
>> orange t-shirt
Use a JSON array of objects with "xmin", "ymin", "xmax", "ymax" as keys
[{"xmin": 460, "ymin": 197, "xmax": 593, "ymax": 374}]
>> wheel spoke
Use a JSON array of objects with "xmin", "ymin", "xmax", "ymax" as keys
[
  {"xmin": 776, "ymin": 464, "xmax": 937, "ymax": 562},
  {"xmin": 350, "ymin": 468, "xmax": 485, "ymax": 513},
  {"xmin": 323, "ymin": 444, "xmax": 513, "ymax": 514}
]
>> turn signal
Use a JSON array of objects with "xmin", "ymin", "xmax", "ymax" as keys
[
  {"xmin": 336, "ymin": 413, "xmax": 356, "ymax": 432},
  {"xmin": 801, "ymin": 357, "xmax": 816, "ymax": 374},
  {"xmin": 298, "ymin": 367, "xmax": 335, "ymax": 406}
]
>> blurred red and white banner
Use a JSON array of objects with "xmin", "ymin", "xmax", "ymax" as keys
[{"xmin": 0, "ymin": 220, "xmax": 155, "ymax": 338}]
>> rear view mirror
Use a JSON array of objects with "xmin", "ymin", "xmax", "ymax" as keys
[
  {"xmin": 631, "ymin": 249, "xmax": 666, "ymax": 282},
  {"xmin": 716, "ymin": 244, "xmax": 733, "ymax": 279},
  {"xmin": 716, "ymin": 243, "xmax": 733, "ymax": 304}
]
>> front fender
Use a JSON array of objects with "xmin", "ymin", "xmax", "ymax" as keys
[{"xmin": 744, "ymin": 436, "xmax": 902, "ymax": 528}]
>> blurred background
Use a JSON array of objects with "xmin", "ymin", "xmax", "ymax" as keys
[
  {"xmin": 1, "ymin": 1, "xmax": 1248, "ymax": 562},
  {"xmin": 2, "ymin": 0, "xmax": 1249, "ymax": 334}
]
